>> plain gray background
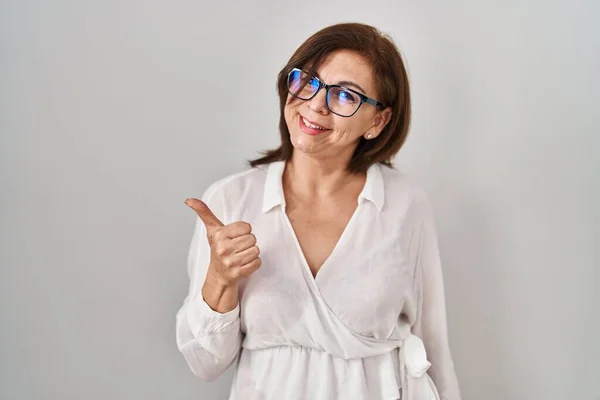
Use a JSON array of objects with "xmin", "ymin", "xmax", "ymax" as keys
[{"xmin": 1, "ymin": 1, "xmax": 599, "ymax": 399}]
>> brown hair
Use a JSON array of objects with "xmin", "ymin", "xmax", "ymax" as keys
[{"xmin": 248, "ymin": 22, "xmax": 411, "ymax": 174}]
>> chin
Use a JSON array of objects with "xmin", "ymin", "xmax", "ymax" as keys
[
  {"xmin": 289, "ymin": 129, "xmax": 323, "ymax": 154},
  {"xmin": 290, "ymin": 131, "xmax": 315, "ymax": 151}
]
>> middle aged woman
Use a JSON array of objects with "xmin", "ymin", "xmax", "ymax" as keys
[{"xmin": 177, "ymin": 22, "xmax": 462, "ymax": 400}]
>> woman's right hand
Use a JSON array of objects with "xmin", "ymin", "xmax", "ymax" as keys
[{"xmin": 185, "ymin": 198, "xmax": 261, "ymax": 287}]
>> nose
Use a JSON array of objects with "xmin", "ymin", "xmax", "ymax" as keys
[{"xmin": 307, "ymin": 87, "xmax": 329, "ymax": 115}]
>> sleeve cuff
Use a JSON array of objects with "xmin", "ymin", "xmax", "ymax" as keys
[{"xmin": 186, "ymin": 294, "xmax": 240, "ymax": 338}]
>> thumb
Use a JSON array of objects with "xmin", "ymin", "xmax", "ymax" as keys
[{"xmin": 185, "ymin": 198, "xmax": 224, "ymax": 229}]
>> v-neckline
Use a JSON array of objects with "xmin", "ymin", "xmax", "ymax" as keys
[
  {"xmin": 272, "ymin": 160, "xmax": 378, "ymax": 286},
  {"xmin": 280, "ymin": 201, "xmax": 364, "ymax": 285}
]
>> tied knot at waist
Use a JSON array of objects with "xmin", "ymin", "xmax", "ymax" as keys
[{"xmin": 399, "ymin": 334, "xmax": 439, "ymax": 400}]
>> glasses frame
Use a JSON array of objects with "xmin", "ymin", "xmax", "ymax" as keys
[{"xmin": 287, "ymin": 67, "xmax": 385, "ymax": 117}]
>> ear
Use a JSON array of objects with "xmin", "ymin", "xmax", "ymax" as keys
[{"xmin": 364, "ymin": 107, "xmax": 392, "ymax": 139}]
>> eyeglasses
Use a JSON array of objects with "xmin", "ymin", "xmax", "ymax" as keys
[{"xmin": 287, "ymin": 68, "xmax": 385, "ymax": 117}]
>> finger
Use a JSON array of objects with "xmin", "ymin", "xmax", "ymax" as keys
[
  {"xmin": 237, "ymin": 257, "xmax": 261, "ymax": 278},
  {"xmin": 234, "ymin": 245, "xmax": 260, "ymax": 266},
  {"xmin": 185, "ymin": 198, "xmax": 224, "ymax": 229},
  {"xmin": 231, "ymin": 234, "xmax": 257, "ymax": 252},
  {"xmin": 221, "ymin": 221, "xmax": 252, "ymax": 238}
]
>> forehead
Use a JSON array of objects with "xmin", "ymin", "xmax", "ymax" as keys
[{"xmin": 315, "ymin": 50, "xmax": 376, "ymax": 94}]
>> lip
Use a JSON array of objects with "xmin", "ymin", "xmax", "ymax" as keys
[{"xmin": 299, "ymin": 115, "xmax": 330, "ymax": 136}]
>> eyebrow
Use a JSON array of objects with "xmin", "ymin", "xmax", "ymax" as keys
[
  {"xmin": 312, "ymin": 71, "xmax": 368, "ymax": 95},
  {"xmin": 336, "ymin": 80, "xmax": 367, "ymax": 94}
]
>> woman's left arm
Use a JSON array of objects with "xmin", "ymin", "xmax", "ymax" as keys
[{"xmin": 410, "ymin": 191, "xmax": 462, "ymax": 400}]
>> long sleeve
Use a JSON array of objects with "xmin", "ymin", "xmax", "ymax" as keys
[
  {"xmin": 410, "ymin": 191, "xmax": 462, "ymax": 400},
  {"xmin": 175, "ymin": 187, "xmax": 242, "ymax": 381}
]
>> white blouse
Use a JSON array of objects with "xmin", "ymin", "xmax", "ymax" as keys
[{"xmin": 176, "ymin": 161, "xmax": 461, "ymax": 400}]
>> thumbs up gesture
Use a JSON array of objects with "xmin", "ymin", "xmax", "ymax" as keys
[{"xmin": 185, "ymin": 198, "xmax": 261, "ymax": 286}]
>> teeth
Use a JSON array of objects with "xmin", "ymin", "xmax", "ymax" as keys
[{"xmin": 303, "ymin": 117, "xmax": 326, "ymax": 130}]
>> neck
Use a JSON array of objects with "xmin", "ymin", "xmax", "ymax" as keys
[{"xmin": 283, "ymin": 151, "xmax": 365, "ymax": 200}]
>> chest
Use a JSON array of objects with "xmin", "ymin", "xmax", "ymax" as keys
[
  {"xmin": 284, "ymin": 198, "xmax": 357, "ymax": 278},
  {"xmin": 238, "ymin": 207, "xmax": 413, "ymax": 341}
]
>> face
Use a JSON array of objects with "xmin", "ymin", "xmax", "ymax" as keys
[{"xmin": 284, "ymin": 50, "xmax": 392, "ymax": 163}]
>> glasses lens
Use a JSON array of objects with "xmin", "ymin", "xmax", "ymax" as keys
[
  {"xmin": 327, "ymin": 86, "xmax": 360, "ymax": 117},
  {"xmin": 288, "ymin": 69, "xmax": 319, "ymax": 100}
]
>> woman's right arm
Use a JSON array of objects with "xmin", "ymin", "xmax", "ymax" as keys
[{"xmin": 175, "ymin": 194, "xmax": 242, "ymax": 381}]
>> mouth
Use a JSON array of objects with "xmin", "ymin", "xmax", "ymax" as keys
[{"xmin": 299, "ymin": 115, "xmax": 330, "ymax": 136}]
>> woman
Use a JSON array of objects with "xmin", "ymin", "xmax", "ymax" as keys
[{"xmin": 177, "ymin": 22, "xmax": 461, "ymax": 400}]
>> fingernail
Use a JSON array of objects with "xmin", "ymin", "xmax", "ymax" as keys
[{"xmin": 184, "ymin": 199, "xmax": 190, "ymax": 206}]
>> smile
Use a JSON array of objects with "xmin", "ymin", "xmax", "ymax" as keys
[{"xmin": 299, "ymin": 116, "xmax": 330, "ymax": 135}]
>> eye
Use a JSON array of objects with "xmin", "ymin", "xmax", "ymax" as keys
[
  {"xmin": 288, "ymin": 69, "xmax": 320, "ymax": 98},
  {"xmin": 337, "ymin": 89, "xmax": 357, "ymax": 103},
  {"xmin": 309, "ymin": 77, "xmax": 320, "ymax": 91}
]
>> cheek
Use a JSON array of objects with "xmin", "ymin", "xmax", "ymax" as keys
[
  {"xmin": 284, "ymin": 107, "xmax": 295, "ymax": 130},
  {"xmin": 332, "ymin": 120, "xmax": 363, "ymax": 139},
  {"xmin": 333, "ymin": 115, "xmax": 371, "ymax": 137},
  {"xmin": 284, "ymin": 98, "xmax": 300, "ymax": 123}
]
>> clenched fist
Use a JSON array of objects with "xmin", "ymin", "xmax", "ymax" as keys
[{"xmin": 185, "ymin": 198, "xmax": 261, "ymax": 286}]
